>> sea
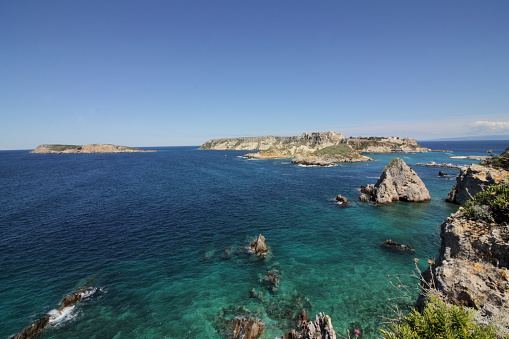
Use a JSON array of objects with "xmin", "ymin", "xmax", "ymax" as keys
[{"xmin": 1, "ymin": 140, "xmax": 507, "ymax": 339}]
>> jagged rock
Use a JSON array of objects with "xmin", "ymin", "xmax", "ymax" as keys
[
  {"xmin": 439, "ymin": 171, "xmax": 447, "ymax": 176},
  {"xmin": 12, "ymin": 317, "xmax": 50, "ymax": 339},
  {"xmin": 233, "ymin": 317, "xmax": 265, "ymax": 339},
  {"xmin": 335, "ymin": 194, "xmax": 348, "ymax": 205},
  {"xmin": 359, "ymin": 158, "xmax": 431, "ymax": 204},
  {"xmin": 382, "ymin": 239, "xmax": 414, "ymax": 251},
  {"xmin": 249, "ymin": 234, "xmax": 268, "ymax": 258},
  {"xmin": 30, "ymin": 144, "xmax": 155, "ymax": 154},
  {"xmin": 420, "ymin": 210, "xmax": 509, "ymax": 335},
  {"xmin": 446, "ymin": 164, "xmax": 509, "ymax": 205},
  {"xmin": 284, "ymin": 311, "xmax": 336, "ymax": 339}
]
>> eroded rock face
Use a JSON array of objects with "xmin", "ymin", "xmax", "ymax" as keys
[
  {"xmin": 359, "ymin": 158, "xmax": 431, "ymax": 204},
  {"xmin": 446, "ymin": 164, "xmax": 509, "ymax": 205},
  {"xmin": 421, "ymin": 210, "xmax": 509, "ymax": 335}
]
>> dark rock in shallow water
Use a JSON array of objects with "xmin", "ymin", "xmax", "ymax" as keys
[
  {"xmin": 382, "ymin": 239, "xmax": 415, "ymax": 251},
  {"xmin": 262, "ymin": 269, "xmax": 280, "ymax": 293},
  {"xmin": 12, "ymin": 316, "xmax": 50, "ymax": 339},
  {"xmin": 438, "ymin": 170, "xmax": 447, "ymax": 176},
  {"xmin": 249, "ymin": 234, "xmax": 268, "ymax": 258}
]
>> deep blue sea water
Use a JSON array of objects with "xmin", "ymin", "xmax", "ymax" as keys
[{"xmin": 1, "ymin": 141, "xmax": 507, "ymax": 339}]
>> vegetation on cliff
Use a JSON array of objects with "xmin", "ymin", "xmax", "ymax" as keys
[
  {"xmin": 463, "ymin": 182, "xmax": 509, "ymax": 224},
  {"xmin": 381, "ymin": 294, "xmax": 497, "ymax": 339},
  {"xmin": 482, "ymin": 146, "xmax": 509, "ymax": 171}
]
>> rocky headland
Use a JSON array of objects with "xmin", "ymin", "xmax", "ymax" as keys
[
  {"xmin": 446, "ymin": 164, "xmax": 509, "ymax": 205},
  {"xmin": 30, "ymin": 144, "xmax": 155, "ymax": 154},
  {"xmin": 359, "ymin": 158, "xmax": 431, "ymax": 204}
]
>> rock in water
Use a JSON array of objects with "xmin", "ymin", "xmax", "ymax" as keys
[
  {"xmin": 12, "ymin": 317, "xmax": 50, "ymax": 339},
  {"xmin": 446, "ymin": 164, "xmax": 509, "ymax": 205},
  {"xmin": 284, "ymin": 311, "xmax": 337, "ymax": 339},
  {"xmin": 232, "ymin": 317, "xmax": 265, "ymax": 339},
  {"xmin": 359, "ymin": 158, "xmax": 431, "ymax": 203},
  {"xmin": 335, "ymin": 194, "xmax": 348, "ymax": 205},
  {"xmin": 249, "ymin": 234, "xmax": 268, "ymax": 258}
]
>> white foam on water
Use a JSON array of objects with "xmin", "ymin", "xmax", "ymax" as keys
[{"xmin": 48, "ymin": 305, "xmax": 76, "ymax": 325}]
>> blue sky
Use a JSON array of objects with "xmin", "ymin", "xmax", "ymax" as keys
[{"xmin": 1, "ymin": 0, "xmax": 508, "ymax": 149}]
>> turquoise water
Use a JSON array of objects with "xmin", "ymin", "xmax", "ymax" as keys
[{"xmin": 0, "ymin": 141, "xmax": 506, "ymax": 338}]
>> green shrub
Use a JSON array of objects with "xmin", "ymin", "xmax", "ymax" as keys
[
  {"xmin": 463, "ymin": 183, "xmax": 509, "ymax": 224},
  {"xmin": 380, "ymin": 295, "xmax": 497, "ymax": 339},
  {"xmin": 482, "ymin": 147, "xmax": 509, "ymax": 170}
]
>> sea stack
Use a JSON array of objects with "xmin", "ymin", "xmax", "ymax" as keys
[
  {"xmin": 249, "ymin": 234, "xmax": 269, "ymax": 258},
  {"xmin": 359, "ymin": 158, "xmax": 431, "ymax": 204}
]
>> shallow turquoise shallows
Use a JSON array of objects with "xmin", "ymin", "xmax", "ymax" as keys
[{"xmin": 1, "ymin": 141, "xmax": 507, "ymax": 339}]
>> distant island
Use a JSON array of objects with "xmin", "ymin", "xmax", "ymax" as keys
[
  {"xmin": 200, "ymin": 132, "xmax": 430, "ymax": 166},
  {"xmin": 30, "ymin": 144, "xmax": 155, "ymax": 154}
]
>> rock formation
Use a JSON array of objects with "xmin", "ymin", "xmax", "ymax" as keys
[
  {"xmin": 421, "ymin": 209, "xmax": 509, "ymax": 335},
  {"xmin": 12, "ymin": 286, "xmax": 96, "ymax": 339},
  {"xmin": 284, "ymin": 311, "xmax": 337, "ymax": 339},
  {"xmin": 382, "ymin": 239, "xmax": 414, "ymax": 251},
  {"xmin": 249, "ymin": 234, "xmax": 269, "ymax": 258},
  {"xmin": 359, "ymin": 158, "xmax": 431, "ymax": 204},
  {"xmin": 446, "ymin": 164, "xmax": 509, "ymax": 205},
  {"xmin": 12, "ymin": 317, "xmax": 50, "ymax": 339},
  {"xmin": 232, "ymin": 317, "xmax": 265, "ymax": 339},
  {"xmin": 335, "ymin": 194, "xmax": 348, "ymax": 205},
  {"xmin": 30, "ymin": 144, "xmax": 155, "ymax": 154}
]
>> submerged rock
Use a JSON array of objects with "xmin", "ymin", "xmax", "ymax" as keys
[
  {"xmin": 446, "ymin": 164, "xmax": 509, "ymax": 205},
  {"xmin": 262, "ymin": 269, "xmax": 281, "ymax": 293},
  {"xmin": 382, "ymin": 239, "xmax": 414, "ymax": 251},
  {"xmin": 249, "ymin": 234, "xmax": 269, "ymax": 258},
  {"xmin": 359, "ymin": 158, "xmax": 431, "ymax": 204}
]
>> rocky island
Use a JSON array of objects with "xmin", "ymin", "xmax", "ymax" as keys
[
  {"xmin": 359, "ymin": 158, "xmax": 431, "ymax": 203},
  {"xmin": 30, "ymin": 144, "xmax": 155, "ymax": 154},
  {"xmin": 200, "ymin": 132, "xmax": 429, "ymax": 165}
]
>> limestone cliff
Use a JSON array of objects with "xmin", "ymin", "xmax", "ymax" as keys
[
  {"xmin": 446, "ymin": 164, "xmax": 509, "ymax": 205},
  {"xmin": 30, "ymin": 144, "xmax": 155, "ymax": 154},
  {"xmin": 421, "ymin": 209, "xmax": 509, "ymax": 335},
  {"xmin": 201, "ymin": 132, "xmax": 347, "ymax": 154},
  {"xmin": 347, "ymin": 137, "xmax": 429, "ymax": 153},
  {"xmin": 359, "ymin": 158, "xmax": 431, "ymax": 203}
]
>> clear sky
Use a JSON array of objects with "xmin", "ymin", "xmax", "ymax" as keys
[{"xmin": 1, "ymin": 0, "xmax": 508, "ymax": 150}]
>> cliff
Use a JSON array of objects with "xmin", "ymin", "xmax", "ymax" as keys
[
  {"xmin": 30, "ymin": 144, "xmax": 155, "ymax": 154},
  {"xmin": 359, "ymin": 158, "xmax": 431, "ymax": 203},
  {"xmin": 421, "ymin": 207, "xmax": 509, "ymax": 335},
  {"xmin": 200, "ymin": 132, "xmax": 347, "ymax": 153},
  {"xmin": 200, "ymin": 133, "xmax": 427, "ymax": 153}
]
